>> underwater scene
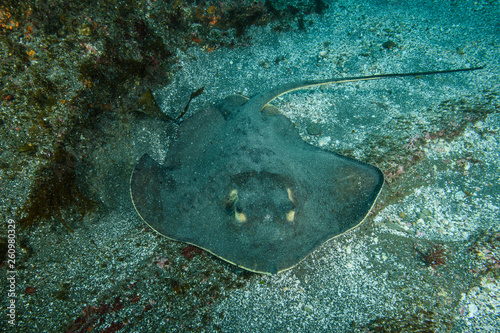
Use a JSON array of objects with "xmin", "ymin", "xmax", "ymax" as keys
[{"xmin": 1, "ymin": 0, "xmax": 499, "ymax": 332}]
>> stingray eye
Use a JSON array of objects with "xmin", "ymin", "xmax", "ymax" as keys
[
  {"xmin": 225, "ymin": 189, "xmax": 238, "ymax": 212},
  {"xmin": 287, "ymin": 188, "xmax": 296, "ymax": 205},
  {"xmin": 225, "ymin": 189, "xmax": 247, "ymax": 224},
  {"xmin": 233, "ymin": 199, "xmax": 247, "ymax": 223},
  {"xmin": 285, "ymin": 188, "xmax": 296, "ymax": 223}
]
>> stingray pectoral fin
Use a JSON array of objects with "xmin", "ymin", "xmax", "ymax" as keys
[
  {"xmin": 130, "ymin": 154, "xmax": 171, "ymax": 234},
  {"xmin": 326, "ymin": 156, "xmax": 384, "ymax": 229}
]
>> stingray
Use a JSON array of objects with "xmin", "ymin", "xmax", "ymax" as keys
[{"xmin": 130, "ymin": 66, "xmax": 482, "ymax": 274}]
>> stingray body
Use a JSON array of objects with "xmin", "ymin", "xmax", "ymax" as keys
[{"xmin": 130, "ymin": 67, "xmax": 481, "ymax": 274}]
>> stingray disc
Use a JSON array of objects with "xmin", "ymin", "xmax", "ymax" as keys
[{"xmin": 130, "ymin": 97, "xmax": 383, "ymax": 274}]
